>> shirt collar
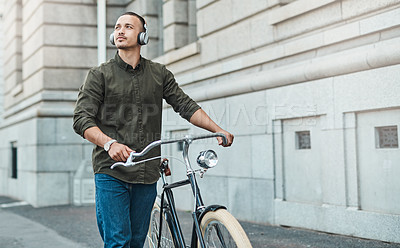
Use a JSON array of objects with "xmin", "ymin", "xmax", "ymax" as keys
[{"xmin": 115, "ymin": 52, "xmax": 142, "ymax": 71}]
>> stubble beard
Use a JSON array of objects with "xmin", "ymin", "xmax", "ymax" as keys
[
  {"xmin": 116, "ymin": 43, "xmax": 129, "ymax": 50},
  {"xmin": 116, "ymin": 40, "xmax": 139, "ymax": 51}
]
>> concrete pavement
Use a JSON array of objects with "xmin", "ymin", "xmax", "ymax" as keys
[
  {"xmin": 1, "ymin": 195, "xmax": 400, "ymax": 248},
  {"xmin": 0, "ymin": 209, "xmax": 89, "ymax": 248}
]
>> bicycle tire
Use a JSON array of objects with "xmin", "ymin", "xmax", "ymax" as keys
[
  {"xmin": 146, "ymin": 203, "xmax": 175, "ymax": 248},
  {"xmin": 199, "ymin": 209, "xmax": 252, "ymax": 248}
]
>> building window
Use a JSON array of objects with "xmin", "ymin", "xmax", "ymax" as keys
[
  {"xmin": 177, "ymin": 141, "xmax": 184, "ymax": 151},
  {"xmin": 375, "ymin": 126, "xmax": 398, "ymax": 149},
  {"xmin": 296, "ymin": 131, "xmax": 311, "ymax": 149},
  {"xmin": 11, "ymin": 142, "xmax": 17, "ymax": 179}
]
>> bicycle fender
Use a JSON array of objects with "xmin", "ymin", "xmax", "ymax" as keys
[{"xmin": 198, "ymin": 204, "xmax": 227, "ymax": 222}]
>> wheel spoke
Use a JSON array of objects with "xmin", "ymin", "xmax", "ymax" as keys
[
  {"xmin": 204, "ymin": 222, "xmax": 236, "ymax": 247},
  {"xmin": 145, "ymin": 204, "xmax": 175, "ymax": 248},
  {"xmin": 200, "ymin": 209, "xmax": 252, "ymax": 248}
]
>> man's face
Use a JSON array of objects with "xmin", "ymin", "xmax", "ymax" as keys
[{"xmin": 114, "ymin": 15, "xmax": 143, "ymax": 49}]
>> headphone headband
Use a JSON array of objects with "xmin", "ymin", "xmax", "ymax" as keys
[{"xmin": 123, "ymin": 12, "xmax": 146, "ymax": 30}]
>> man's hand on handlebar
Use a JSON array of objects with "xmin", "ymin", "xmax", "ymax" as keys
[
  {"xmin": 108, "ymin": 143, "xmax": 135, "ymax": 161},
  {"xmin": 217, "ymin": 130, "xmax": 234, "ymax": 147}
]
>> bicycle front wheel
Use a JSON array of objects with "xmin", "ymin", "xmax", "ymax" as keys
[
  {"xmin": 200, "ymin": 209, "xmax": 252, "ymax": 248},
  {"xmin": 146, "ymin": 203, "xmax": 175, "ymax": 248}
]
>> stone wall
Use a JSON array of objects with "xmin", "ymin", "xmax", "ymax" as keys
[
  {"xmin": 158, "ymin": 0, "xmax": 400, "ymax": 243},
  {"xmin": 0, "ymin": 0, "xmax": 164, "ymax": 207},
  {"xmin": 0, "ymin": 0, "xmax": 126, "ymax": 206},
  {"xmin": 0, "ymin": 0, "xmax": 4, "ymax": 122}
]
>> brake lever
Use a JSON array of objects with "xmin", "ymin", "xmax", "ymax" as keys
[
  {"xmin": 110, "ymin": 162, "xmax": 135, "ymax": 169},
  {"xmin": 110, "ymin": 154, "xmax": 162, "ymax": 169},
  {"xmin": 110, "ymin": 151, "xmax": 136, "ymax": 169}
]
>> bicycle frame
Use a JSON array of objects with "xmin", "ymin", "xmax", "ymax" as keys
[
  {"xmin": 111, "ymin": 133, "xmax": 228, "ymax": 248},
  {"xmin": 157, "ymin": 134, "xmax": 227, "ymax": 248}
]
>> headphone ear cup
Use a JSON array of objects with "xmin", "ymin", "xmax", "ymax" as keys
[
  {"xmin": 143, "ymin": 31, "xmax": 149, "ymax": 45},
  {"xmin": 138, "ymin": 32, "xmax": 149, "ymax": 45},
  {"xmin": 138, "ymin": 23, "xmax": 149, "ymax": 45},
  {"xmin": 109, "ymin": 33, "xmax": 115, "ymax": 45}
]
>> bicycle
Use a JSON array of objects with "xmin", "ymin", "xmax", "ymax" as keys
[{"xmin": 111, "ymin": 133, "xmax": 252, "ymax": 248}]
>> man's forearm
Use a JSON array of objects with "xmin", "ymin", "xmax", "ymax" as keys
[
  {"xmin": 84, "ymin": 126, "xmax": 113, "ymax": 148},
  {"xmin": 84, "ymin": 126, "xmax": 133, "ymax": 161},
  {"xmin": 189, "ymin": 109, "xmax": 234, "ymax": 147},
  {"xmin": 189, "ymin": 109, "xmax": 223, "ymax": 133}
]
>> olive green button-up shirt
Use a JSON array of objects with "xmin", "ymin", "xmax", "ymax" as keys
[{"xmin": 73, "ymin": 53, "xmax": 200, "ymax": 184}]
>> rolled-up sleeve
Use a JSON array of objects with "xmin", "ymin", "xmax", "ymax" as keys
[
  {"xmin": 162, "ymin": 66, "xmax": 201, "ymax": 121},
  {"xmin": 73, "ymin": 69, "xmax": 104, "ymax": 138}
]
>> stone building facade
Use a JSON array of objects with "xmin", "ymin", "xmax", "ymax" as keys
[{"xmin": 0, "ymin": 0, "xmax": 399, "ymax": 243}]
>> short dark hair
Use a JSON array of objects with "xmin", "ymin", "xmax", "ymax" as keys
[{"xmin": 121, "ymin": 12, "xmax": 146, "ymax": 30}]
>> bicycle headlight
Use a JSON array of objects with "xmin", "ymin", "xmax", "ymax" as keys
[{"xmin": 197, "ymin": 150, "xmax": 218, "ymax": 169}]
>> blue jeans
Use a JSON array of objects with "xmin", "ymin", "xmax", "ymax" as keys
[{"xmin": 95, "ymin": 173, "xmax": 157, "ymax": 248}]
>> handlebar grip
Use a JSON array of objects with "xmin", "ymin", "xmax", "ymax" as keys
[{"xmin": 216, "ymin": 133, "xmax": 228, "ymax": 146}]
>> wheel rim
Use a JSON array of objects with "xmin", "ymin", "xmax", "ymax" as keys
[
  {"xmin": 147, "ymin": 208, "xmax": 174, "ymax": 248},
  {"xmin": 204, "ymin": 220, "xmax": 238, "ymax": 248}
]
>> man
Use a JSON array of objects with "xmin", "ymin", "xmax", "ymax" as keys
[{"xmin": 73, "ymin": 12, "xmax": 233, "ymax": 248}]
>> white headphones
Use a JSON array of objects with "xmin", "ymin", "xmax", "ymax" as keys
[{"xmin": 110, "ymin": 23, "xmax": 149, "ymax": 46}]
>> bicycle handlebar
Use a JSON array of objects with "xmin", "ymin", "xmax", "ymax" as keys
[{"xmin": 110, "ymin": 133, "xmax": 227, "ymax": 169}]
